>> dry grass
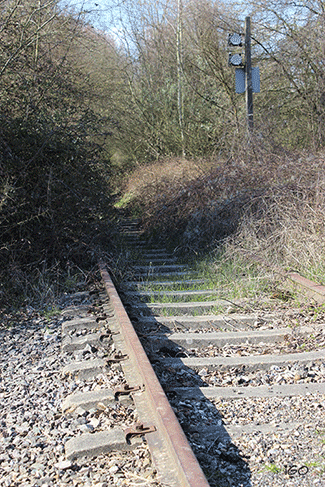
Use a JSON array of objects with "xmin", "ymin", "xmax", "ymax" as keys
[
  {"xmin": 117, "ymin": 147, "xmax": 325, "ymax": 283},
  {"xmin": 227, "ymin": 171, "xmax": 325, "ymax": 283},
  {"xmin": 116, "ymin": 157, "xmax": 213, "ymax": 210}
]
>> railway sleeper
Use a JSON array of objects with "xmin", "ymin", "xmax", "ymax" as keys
[
  {"xmin": 136, "ymin": 326, "xmax": 317, "ymax": 349},
  {"xmin": 162, "ymin": 349, "xmax": 324, "ymax": 372},
  {"xmin": 134, "ymin": 313, "xmax": 276, "ymax": 332},
  {"xmin": 65, "ymin": 429, "xmax": 143, "ymax": 461},
  {"xmin": 128, "ymin": 299, "xmax": 250, "ymax": 316}
]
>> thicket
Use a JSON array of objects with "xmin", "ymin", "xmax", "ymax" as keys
[
  {"xmin": 101, "ymin": 0, "xmax": 325, "ymax": 163},
  {"xmin": 111, "ymin": 0, "xmax": 325, "ymax": 282},
  {"xmin": 0, "ymin": 1, "xmax": 119, "ymax": 306},
  {"xmin": 2, "ymin": 0, "xmax": 325, "ymax": 306},
  {"xmin": 122, "ymin": 148, "xmax": 325, "ymax": 283}
]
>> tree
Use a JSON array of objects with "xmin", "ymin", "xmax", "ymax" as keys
[
  {"xmin": 98, "ymin": 0, "xmax": 246, "ymax": 161},
  {"xmin": 0, "ymin": 0, "xmax": 118, "ymax": 303},
  {"xmin": 245, "ymin": 0, "xmax": 325, "ymax": 148}
]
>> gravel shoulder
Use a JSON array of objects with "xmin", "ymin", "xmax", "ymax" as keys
[{"xmin": 0, "ymin": 291, "xmax": 161, "ymax": 487}]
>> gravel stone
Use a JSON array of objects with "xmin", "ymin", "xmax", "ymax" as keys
[
  {"xmin": 125, "ymin": 250, "xmax": 325, "ymax": 487},
  {"xmin": 0, "ymin": 290, "xmax": 162, "ymax": 486}
]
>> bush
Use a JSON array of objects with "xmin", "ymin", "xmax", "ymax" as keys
[
  {"xmin": 0, "ymin": 2, "xmax": 115, "ymax": 308},
  {"xmin": 118, "ymin": 146, "xmax": 325, "ymax": 282}
]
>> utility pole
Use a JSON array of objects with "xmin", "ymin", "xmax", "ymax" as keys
[
  {"xmin": 245, "ymin": 16, "xmax": 253, "ymax": 132},
  {"xmin": 177, "ymin": 0, "xmax": 185, "ymax": 157},
  {"xmin": 228, "ymin": 17, "xmax": 259, "ymax": 132}
]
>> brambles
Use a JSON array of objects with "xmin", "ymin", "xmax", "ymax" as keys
[
  {"xmin": 2, "ymin": 0, "xmax": 325, "ymax": 309},
  {"xmin": 0, "ymin": 1, "xmax": 115, "ymax": 308},
  {"xmin": 117, "ymin": 148, "xmax": 325, "ymax": 285}
]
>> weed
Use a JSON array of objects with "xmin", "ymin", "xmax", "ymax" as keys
[
  {"xmin": 315, "ymin": 430, "xmax": 325, "ymax": 436},
  {"xmin": 117, "ymin": 150, "xmax": 325, "ymax": 299},
  {"xmin": 64, "ymin": 276, "xmax": 79, "ymax": 291},
  {"xmin": 148, "ymin": 292, "xmax": 221, "ymax": 304},
  {"xmin": 43, "ymin": 306, "xmax": 61, "ymax": 321},
  {"xmin": 114, "ymin": 192, "xmax": 135, "ymax": 209},
  {"xmin": 260, "ymin": 463, "xmax": 281, "ymax": 474},
  {"xmin": 307, "ymin": 304, "xmax": 325, "ymax": 322},
  {"xmin": 305, "ymin": 461, "xmax": 321, "ymax": 467}
]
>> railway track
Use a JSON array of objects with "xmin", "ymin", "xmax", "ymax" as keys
[{"xmin": 59, "ymin": 218, "xmax": 325, "ymax": 487}]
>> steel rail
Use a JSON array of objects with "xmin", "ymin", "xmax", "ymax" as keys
[
  {"xmin": 99, "ymin": 261, "xmax": 210, "ymax": 487},
  {"xmin": 242, "ymin": 251, "xmax": 325, "ymax": 304}
]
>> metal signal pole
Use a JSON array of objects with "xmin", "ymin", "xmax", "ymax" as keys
[{"xmin": 245, "ymin": 16, "xmax": 254, "ymax": 132}]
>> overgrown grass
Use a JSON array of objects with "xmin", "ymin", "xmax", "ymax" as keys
[
  {"xmin": 147, "ymin": 292, "xmax": 222, "ymax": 304},
  {"xmin": 129, "ymin": 248, "xmax": 283, "ymax": 303},
  {"xmin": 116, "ymin": 148, "xmax": 325, "ymax": 286},
  {"xmin": 0, "ymin": 261, "xmax": 95, "ymax": 312},
  {"xmin": 259, "ymin": 463, "xmax": 282, "ymax": 474}
]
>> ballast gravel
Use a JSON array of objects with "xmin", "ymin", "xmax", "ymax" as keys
[
  {"xmin": 0, "ymin": 291, "xmax": 161, "ymax": 487},
  {"xmin": 1, "ymin": 286, "xmax": 324, "ymax": 487},
  {"xmin": 166, "ymin": 393, "xmax": 325, "ymax": 487},
  {"xmin": 144, "ymin": 309, "xmax": 325, "ymax": 487}
]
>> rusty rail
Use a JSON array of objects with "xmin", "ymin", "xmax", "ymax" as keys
[
  {"xmin": 99, "ymin": 261, "xmax": 210, "ymax": 487},
  {"xmin": 241, "ymin": 251, "xmax": 325, "ymax": 304}
]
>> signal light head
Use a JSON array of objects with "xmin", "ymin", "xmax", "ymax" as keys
[
  {"xmin": 228, "ymin": 33, "xmax": 242, "ymax": 47},
  {"xmin": 229, "ymin": 53, "xmax": 243, "ymax": 66}
]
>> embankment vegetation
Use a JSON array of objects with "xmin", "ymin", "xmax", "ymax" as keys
[
  {"xmin": 112, "ymin": 0, "xmax": 325, "ymax": 285},
  {"xmin": 1, "ymin": 0, "xmax": 324, "ymax": 307},
  {"xmin": 0, "ymin": 0, "xmax": 118, "ymax": 305}
]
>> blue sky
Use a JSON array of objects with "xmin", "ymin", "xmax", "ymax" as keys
[
  {"xmin": 65, "ymin": 0, "xmax": 250, "ymax": 29},
  {"xmin": 63, "ymin": 0, "xmax": 252, "ymax": 42},
  {"xmin": 63, "ymin": 0, "xmax": 120, "ymax": 30}
]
